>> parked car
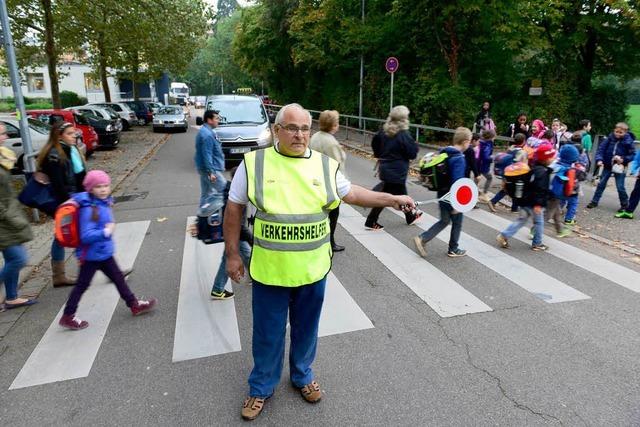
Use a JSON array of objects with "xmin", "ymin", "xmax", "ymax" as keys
[
  {"xmin": 198, "ymin": 95, "xmax": 273, "ymax": 167},
  {"xmin": 26, "ymin": 109, "xmax": 98, "ymax": 156},
  {"xmin": 88, "ymin": 102, "xmax": 137, "ymax": 130},
  {"xmin": 152, "ymin": 105, "xmax": 188, "ymax": 133},
  {"xmin": 125, "ymin": 101, "xmax": 153, "ymax": 125},
  {"xmin": 66, "ymin": 105, "xmax": 122, "ymax": 127},
  {"xmin": 77, "ymin": 112, "xmax": 121, "ymax": 148},
  {"xmin": 0, "ymin": 115, "xmax": 86, "ymax": 173},
  {"xmin": 146, "ymin": 102, "xmax": 163, "ymax": 114}
]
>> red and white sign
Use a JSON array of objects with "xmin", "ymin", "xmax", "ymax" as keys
[
  {"xmin": 447, "ymin": 178, "xmax": 478, "ymax": 213},
  {"xmin": 385, "ymin": 57, "xmax": 399, "ymax": 74}
]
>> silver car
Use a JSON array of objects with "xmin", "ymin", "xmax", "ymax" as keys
[
  {"xmin": 152, "ymin": 105, "xmax": 188, "ymax": 132},
  {"xmin": 88, "ymin": 102, "xmax": 137, "ymax": 130}
]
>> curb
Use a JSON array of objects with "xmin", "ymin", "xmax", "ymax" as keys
[
  {"xmin": 338, "ymin": 136, "xmax": 640, "ymax": 257},
  {"xmin": 0, "ymin": 132, "xmax": 171, "ymax": 305}
]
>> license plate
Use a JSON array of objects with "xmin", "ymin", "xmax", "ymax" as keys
[
  {"xmin": 230, "ymin": 147, "xmax": 251, "ymax": 154},
  {"xmin": 165, "ymin": 123, "xmax": 174, "ymax": 127}
]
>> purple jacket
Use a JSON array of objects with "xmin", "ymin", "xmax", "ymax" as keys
[{"xmin": 72, "ymin": 192, "xmax": 115, "ymax": 261}]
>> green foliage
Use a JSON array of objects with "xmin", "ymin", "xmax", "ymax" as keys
[
  {"xmin": 183, "ymin": 11, "xmax": 260, "ymax": 96},
  {"xmin": 59, "ymin": 91, "xmax": 83, "ymax": 108},
  {"xmin": 627, "ymin": 105, "xmax": 640, "ymax": 134},
  {"xmin": 0, "ymin": 101, "xmax": 53, "ymax": 112},
  {"xmin": 231, "ymin": 0, "xmax": 640, "ymax": 138}
]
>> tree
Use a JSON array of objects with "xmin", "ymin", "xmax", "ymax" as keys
[{"xmin": 217, "ymin": 0, "xmax": 239, "ymax": 19}]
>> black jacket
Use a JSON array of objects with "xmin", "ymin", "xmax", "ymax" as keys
[
  {"xmin": 372, "ymin": 130, "xmax": 419, "ymax": 184},
  {"xmin": 522, "ymin": 164, "xmax": 551, "ymax": 208},
  {"xmin": 39, "ymin": 143, "xmax": 86, "ymax": 206},
  {"xmin": 463, "ymin": 146, "xmax": 479, "ymax": 179}
]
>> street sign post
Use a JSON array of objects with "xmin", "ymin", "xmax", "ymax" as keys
[
  {"xmin": 415, "ymin": 178, "xmax": 479, "ymax": 213},
  {"xmin": 385, "ymin": 57, "xmax": 399, "ymax": 111}
]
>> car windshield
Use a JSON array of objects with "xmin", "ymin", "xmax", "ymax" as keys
[
  {"xmin": 172, "ymin": 88, "xmax": 188, "ymax": 94},
  {"xmin": 158, "ymin": 107, "xmax": 182, "ymax": 115},
  {"xmin": 210, "ymin": 100, "xmax": 267, "ymax": 125},
  {"xmin": 28, "ymin": 118, "xmax": 50, "ymax": 134}
]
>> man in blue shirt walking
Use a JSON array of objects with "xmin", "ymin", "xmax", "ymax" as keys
[{"xmin": 195, "ymin": 109, "xmax": 226, "ymax": 216}]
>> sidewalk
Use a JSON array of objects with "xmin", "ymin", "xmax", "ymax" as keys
[
  {"xmin": 0, "ymin": 126, "xmax": 170, "ymax": 309},
  {"xmin": 332, "ymin": 126, "xmax": 640, "ymax": 254}
]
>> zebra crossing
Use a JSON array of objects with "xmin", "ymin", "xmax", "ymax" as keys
[{"xmin": 6, "ymin": 206, "xmax": 640, "ymax": 391}]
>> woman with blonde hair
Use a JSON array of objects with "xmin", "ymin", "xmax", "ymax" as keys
[
  {"xmin": 365, "ymin": 105, "xmax": 421, "ymax": 230},
  {"xmin": 37, "ymin": 122, "xmax": 86, "ymax": 287},
  {"xmin": 0, "ymin": 125, "xmax": 36, "ymax": 309},
  {"xmin": 310, "ymin": 110, "xmax": 346, "ymax": 251}
]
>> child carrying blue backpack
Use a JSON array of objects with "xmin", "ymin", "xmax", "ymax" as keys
[{"xmin": 550, "ymin": 144, "xmax": 586, "ymax": 226}]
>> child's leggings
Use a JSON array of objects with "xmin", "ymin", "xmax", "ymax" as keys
[{"xmin": 64, "ymin": 257, "xmax": 136, "ymax": 316}]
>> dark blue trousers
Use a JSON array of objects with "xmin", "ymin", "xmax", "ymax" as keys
[{"xmin": 248, "ymin": 278, "xmax": 326, "ymax": 398}]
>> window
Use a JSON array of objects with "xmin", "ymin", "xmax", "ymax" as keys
[
  {"xmin": 84, "ymin": 74, "xmax": 102, "ymax": 92},
  {"xmin": 2, "ymin": 123, "xmax": 20, "ymax": 138},
  {"xmin": 109, "ymin": 104, "xmax": 122, "ymax": 112},
  {"xmin": 26, "ymin": 73, "xmax": 45, "ymax": 93}
]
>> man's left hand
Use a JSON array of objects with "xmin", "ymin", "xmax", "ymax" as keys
[{"xmin": 393, "ymin": 195, "xmax": 416, "ymax": 211}]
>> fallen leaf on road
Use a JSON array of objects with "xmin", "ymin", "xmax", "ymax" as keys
[{"xmin": 157, "ymin": 217, "xmax": 168, "ymax": 222}]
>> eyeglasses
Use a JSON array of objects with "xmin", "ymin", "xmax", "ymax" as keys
[{"xmin": 279, "ymin": 124, "xmax": 311, "ymax": 134}]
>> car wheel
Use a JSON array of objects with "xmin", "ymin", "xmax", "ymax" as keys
[{"xmin": 122, "ymin": 121, "xmax": 130, "ymax": 131}]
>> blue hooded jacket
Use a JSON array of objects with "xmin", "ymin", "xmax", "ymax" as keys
[
  {"xmin": 72, "ymin": 192, "xmax": 115, "ymax": 261},
  {"xmin": 631, "ymin": 150, "xmax": 640, "ymax": 177},
  {"xmin": 595, "ymin": 131, "xmax": 636, "ymax": 169},
  {"xmin": 440, "ymin": 146, "xmax": 466, "ymax": 197},
  {"xmin": 477, "ymin": 139, "xmax": 494, "ymax": 174}
]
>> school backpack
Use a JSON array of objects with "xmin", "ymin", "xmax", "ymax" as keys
[
  {"xmin": 551, "ymin": 164, "xmax": 585, "ymax": 199},
  {"xmin": 54, "ymin": 199, "xmax": 82, "ymax": 248},
  {"xmin": 197, "ymin": 211, "xmax": 224, "ymax": 244},
  {"xmin": 503, "ymin": 162, "xmax": 533, "ymax": 201},
  {"xmin": 419, "ymin": 152, "xmax": 450, "ymax": 192},
  {"xmin": 493, "ymin": 152, "xmax": 514, "ymax": 177}
]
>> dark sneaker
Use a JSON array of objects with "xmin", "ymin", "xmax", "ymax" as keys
[
  {"xmin": 615, "ymin": 210, "xmax": 634, "ymax": 219},
  {"xmin": 211, "ymin": 290, "xmax": 234, "ymax": 300},
  {"xmin": 407, "ymin": 210, "xmax": 423, "ymax": 225},
  {"xmin": 299, "ymin": 381, "xmax": 322, "ymax": 403},
  {"xmin": 586, "ymin": 202, "xmax": 597, "ymax": 209},
  {"xmin": 59, "ymin": 314, "xmax": 89, "ymax": 330},
  {"xmin": 564, "ymin": 219, "xmax": 577, "ymax": 226},
  {"xmin": 241, "ymin": 397, "xmax": 266, "ymax": 420},
  {"xmin": 331, "ymin": 244, "xmax": 345, "ymax": 252},
  {"xmin": 413, "ymin": 236, "xmax": 427, "ymax": 258},
  {"xmin": 131, "ymin": 297, "xmax": 157, "ymax": 316},
  {"xmin": 447, "ymin": 248, "xmax": 467, "ymax": 257},
  {"xmin": 364, "ymin": 222, "xmax": 384, "ymax": 231},
  {"xmin": 531, "ymin": 244, "xmax": 548, "ymax": 251},
  {"xmin": 496, "ymin": 234, "xmax": 509, "ymax": 249}
]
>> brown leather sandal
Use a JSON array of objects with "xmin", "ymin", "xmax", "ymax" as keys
[
  {"xmin": 300, "ymin": 381, "xmax": 322, "ymax": 403},
  {"xmin": 241, "ymin": 397, "xmax": 266, "ymax": 421}
]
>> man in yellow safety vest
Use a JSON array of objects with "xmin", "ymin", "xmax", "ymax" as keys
[{"xmin": 224, "ymin": 103, "xmax": 415, "ymax": 421}]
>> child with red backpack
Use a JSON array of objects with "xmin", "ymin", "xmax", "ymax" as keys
[{"xmin": 58, "ymin": 170, "xmax": 156, "ymax": 330}]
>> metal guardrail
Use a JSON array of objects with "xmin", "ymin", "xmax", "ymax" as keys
[{"xmin": 264, "ymin": 103, "xmax": 515, "ymax": 147}]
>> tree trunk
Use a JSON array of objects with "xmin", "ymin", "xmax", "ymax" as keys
[
  {"xmin": 41, "ymin": 0, "xmax": 60, "ymax": 108},
  {"xmin": 132, "ymin": 54, "xmax": 140, "ymax": 101},
  {"xmin": 577, "ymin": 27, "xmax": 597, "ymax": 94},
  {"xmin": 97, "ymin": 37, "xmax": 111, "ymax": 102}
]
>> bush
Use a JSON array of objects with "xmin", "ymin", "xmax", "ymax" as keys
[
  {"xmin": 575, "ymin": 78, "xmax": 628, "ymax": 135},
  {"xmin": 60, "ymin": 91, "xmax": 83, "ymax": 108}
]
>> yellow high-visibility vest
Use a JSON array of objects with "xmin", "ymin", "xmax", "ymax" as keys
[{"xmin": 245, "ymin": 146, "xmax": 340, "ymax": 286}]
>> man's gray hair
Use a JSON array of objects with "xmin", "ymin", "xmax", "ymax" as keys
[{"xmin": 275, "ymin": 103, "xmax": 312, "ymax": 126}]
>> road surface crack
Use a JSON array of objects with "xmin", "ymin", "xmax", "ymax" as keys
[{"xmin": 433, "ymin": 317, "xmax": 564, "ymax": 425}]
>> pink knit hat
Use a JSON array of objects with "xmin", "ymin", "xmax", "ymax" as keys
[{"xmin": 83, "ymin": 170, "xmax": 111, "ymax": 191}]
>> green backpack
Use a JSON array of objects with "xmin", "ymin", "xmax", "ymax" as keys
[{"xmin": 419, "ymin": 152, "xmax": 450, "ymax": 192}]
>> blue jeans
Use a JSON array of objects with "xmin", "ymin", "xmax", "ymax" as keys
[
  {"xmin": 627, "ymin": 177, "xmax": 640, "ymax": 213},
  {"xmin": 248, "ymin": 278, "xmax": 326, "ymax": 398},
  {"xmin": 198, "ymin": 170, "xmax": 227, "ymax": 216},
  {"xmin": 501, "ymin": 206, "xmax": 544, "ymax": 246},
  {"xmin": 419, "ymin": 201, "xmax": 463, "ymax": 252},
  {"xmin": 51, "ymin": 238, "xmax": 65, "ymax": 262},
  {"xmin": 211, "ymin": 241, "xmax": 252, "ymax": 294},
  {"xmin": 564, "ymin": 195, "xmax": 579, "ymax": 221},
  {"xmin": 1, "ymin": 245, "xmax": 29, "ymax": 300},
  {"xmin": 591, "ymin": 168, "xmax": 629, "ymax": 207}
]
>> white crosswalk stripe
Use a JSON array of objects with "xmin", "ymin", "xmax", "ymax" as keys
[
  {"xmin": 338, "ymin": 204, "xmax": 493, "ymax": 317},
  {"xmin": 389, "ymin": 209, "xmax": 591, "ymax": 303},
  {"xmin": 465, "ymin": 209, "xmax": 640, "ymax": 294},
  {"xmin": 172, "ymin": 219, "xmax": 241, "ymax": 362},
  {"xmin": 10, "ymin": 221, "xmax": 150, "ymax": 390}
]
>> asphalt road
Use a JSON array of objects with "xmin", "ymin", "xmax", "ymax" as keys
[{"xmin": 1, "ymin": 125, "xmax": 640, "ymax": 426}]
